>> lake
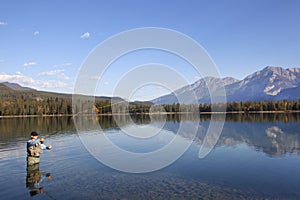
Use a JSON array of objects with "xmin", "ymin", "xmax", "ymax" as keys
[{"xmin": 0, "ymin": 113, "xmax": 300, "ymax": 199}]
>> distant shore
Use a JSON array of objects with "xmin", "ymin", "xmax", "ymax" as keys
[
  {"xmin": 1, "ymin": 110, "xmax": 300, "ymax": 118},
  {"xmin": 0, "ymin": 114, "xmax": 73, "ymax": 118}
]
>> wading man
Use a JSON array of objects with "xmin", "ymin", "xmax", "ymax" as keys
[{"xmin": 27, "ymin": 131, "xmax": 52, "ymax": 165}]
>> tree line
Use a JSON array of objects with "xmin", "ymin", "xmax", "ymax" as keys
[
  {"xmin": 0, "ymin": 97, "xmax": 73, "ymax": 116},
  {"xmin": 133, "ymin": 100, "xmax": 300, "ymax": 114},
  {"xmin": 222, "ymin": 100, "xmax": 300, "ymax": 112},
  {"xmin": 1, "ymin": 98, "xmax": 300, "ymax": 116}
]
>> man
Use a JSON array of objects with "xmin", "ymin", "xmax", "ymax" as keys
[{"xmin": 27, "ymin": 131, "xmax": 52, "ymax": 165}]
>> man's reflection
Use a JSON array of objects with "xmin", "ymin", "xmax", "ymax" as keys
[{"xmin": 26, "ymin": 163, "xmax": 51, "ymax": 196}]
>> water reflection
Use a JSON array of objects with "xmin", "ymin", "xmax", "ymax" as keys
[
  {"xmin": 264, "ymin": 126, "xmax": 300, "ymax": 156},
  {"xmin": 26, "ymin": 163, "xmax": 52, "ymax": 197},
  {"xmin": 0, "ymin": 114, "xmax": 299, "ymax": 158},
  {"xmin": 220, "ymin": 122, "xmax": 300, "ymax": 157},
  {"xmin": 0, "ymin": 113, "xmax": 299, "ymax": 199},
  {"xmin": 151, "ymin": 114, "xmax": 300, "ymax": 157},
  {"xmin": 0, "ymin": 116, "xmax": 76, "ymax": 149}
]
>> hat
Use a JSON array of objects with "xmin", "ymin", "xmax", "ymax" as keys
[{"xmin": 30, "ymin": 132, "xmax": 39, "ymax": 136}]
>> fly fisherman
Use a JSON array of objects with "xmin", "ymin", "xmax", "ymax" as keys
[{"xmin": 27, "ymin": 131, "xmax": 52, "ymax": 165}]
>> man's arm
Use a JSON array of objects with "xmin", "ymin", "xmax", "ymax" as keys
[
  {"xmin": 27, "ymin": 139, "xmax": 40, "ymax": 148},
  {"xmin": 41, "ymin": 144, "xmax": 47, "ymax": 150},
  {"xmin": 41, "ymin": 144, "xmax": 52, "ymax": 150}
]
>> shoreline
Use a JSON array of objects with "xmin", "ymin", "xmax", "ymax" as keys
[
  {"xmin": 0, "ymin": 114, "xmax": 74, "ymax": 118},
  {"xmin": 1, "ymin": 110, "xmax": 300, "ymax": 118}
]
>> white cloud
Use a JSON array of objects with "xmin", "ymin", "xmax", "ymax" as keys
[
  {"xmin": 53, "ymin": 62, "xmax": 72, "ymax": 68},
  {"xmin": 23, "ymin": 61, "xmax": 37, "ymax": 67},
  {"xmin": 0, "ymin": 72, "xmax": 68, "ymax": 89},
  {"xmin": 0, "ymin": 59, "xmax": 4, "ymax": 63},
  {"xmin": 40, "ymin": 80, "xmax": 67, "ymax": 88},
  {"xmin": 39, "ymin": 69, "xmax": 65, "ymax": 76},
  {"xmin": 34, "ymin": 31, "xmax": 39, "ymax": 36},
  {"xmin": 0, "ymin": 21, "xmax": 8, "ymax": 26},
  {"xmin": 39, "ymin": 69, "xmax": 70, "ymax": 80},
  {"xmin": 80, "ymin": 32, "xmax": 90, "ymax": 39},
  {"xmin": 61, "ymin": 62, "xmax": 72, "ymax": 67},
  {"xmin": 0, "ymin": 72, "xmax": 35, "ymax": 85}
]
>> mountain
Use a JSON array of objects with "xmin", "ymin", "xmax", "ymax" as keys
[
  {"xmin": 2, "ymin": 66, "xmax": 300, "ymax": 105},
  {"xmin": 0, "ymin": 82, "xmax": 72, "ymax": 101},
  {"xmin": 152, "ymin": 77, "xmax": 239, "ymax": 104},
  {"xmin": 1, "ymin": 82, "xmax": 36, "ymax": 91},
  {"xmin": 151, "ymin": 66, "xmax": 300, "ymax": 104},
  {"xmin": 0, "ymin": 82, "xmax": 154, "ymax": 116},
  {"xmin": 226, "ymin": 66, "xmax": 300, "ymax": 102},
  {"xmin": 0, "ymin": 82, "xmax": 124, "ymax": 102}
]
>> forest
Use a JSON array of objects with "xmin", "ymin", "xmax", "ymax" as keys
[{"xmin": 1, "ymin": 97, "xmax": 300, "ymax": 116}]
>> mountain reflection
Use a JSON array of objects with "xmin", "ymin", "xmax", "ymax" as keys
[
  {"xmin": 72, "ymin": 113, "xmax": 299, "ymax": 158},
  {"xmin": 214, "ymin": 121, "xmax": 300, "ymax": 157},
  {"xmin": 0, "ymin": 113, "xmax": 299, "ymax": 157}
]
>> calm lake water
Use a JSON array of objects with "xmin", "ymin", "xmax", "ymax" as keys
[{"xmin": 0, "ymin": 114, "xmax": 300, "ymax": 199}]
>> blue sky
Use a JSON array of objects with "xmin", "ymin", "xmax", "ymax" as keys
[{"xmin": 0, "ymin": 0, "xmax": 300, "ymax": 100}]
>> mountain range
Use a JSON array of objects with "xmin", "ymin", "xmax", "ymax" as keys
[
  {"xmin": 1, "ymin": 66, "xmax": 300, "ymax": 104},
  {"xmin": 151, "ymin": 66, "xmax": 300, "ymax": 104}
]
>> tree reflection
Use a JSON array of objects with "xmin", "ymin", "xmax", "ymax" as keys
[{"xmin": 1, "ymin": 113, "xmax": 299, "ymax": 157}]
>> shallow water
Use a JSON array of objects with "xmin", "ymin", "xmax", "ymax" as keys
[{"xmin": 0, "ymin": 114, "xmax": 300, "ymax": 199}]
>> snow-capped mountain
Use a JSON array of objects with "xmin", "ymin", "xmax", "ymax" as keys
[{"xmin": 151, "ymin": 66, "xmax": 300, "ymax": 104}]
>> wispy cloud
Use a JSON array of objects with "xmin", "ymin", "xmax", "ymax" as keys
[
  {"xmin": 80, "ymin": 32, "xmax": 90, "ymax": 39},
  {"xmin": 0, "ymin": 21, "xmax": 8, "ymax": 26},
  {"xmin": 0, "ymin": 59, "xmax": 5, "ymax": 63},
  {"xmin": 23, "ymin": 61, "xmax": 37, "ymax": 67},
  {"xmin": 39, "ymin": 69, "xmax": 64, "ymax": 76},
  {"xmin": 34, "ymin": 31, "xmax": 39, "ymax": 36},
  {"xmin": 62, "ymin": 62, "xmax": 72, "ymax": 67},
  {"xmin": 40, "ymin": 80, "xmax": 67, "ymax": 88},
  {"xmin": 39, "ymin": 69, "xmax": 69, "ymax": 80},
  {"xmin": 53, "ymin": 62, "xmax": 72, "ymax": 68}
]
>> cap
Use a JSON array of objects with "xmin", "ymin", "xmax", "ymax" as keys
[{"xmin": 30, "ymin": 132, "xmax": 39, "ymax": 136}]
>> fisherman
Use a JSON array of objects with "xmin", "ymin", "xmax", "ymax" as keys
[{"xmin": 27, "ymin": 131, "xmax": 52, "ymax": 165}]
